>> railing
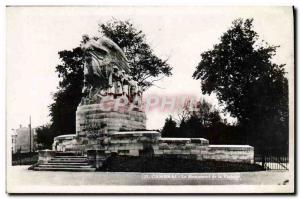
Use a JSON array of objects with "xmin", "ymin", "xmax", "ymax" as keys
[{"xmin": 255, "ymin": 154, "xmax": 289, "ymax": 170}]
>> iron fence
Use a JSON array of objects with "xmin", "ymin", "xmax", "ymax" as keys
[
  {"xmin": 255, "ymin": 154, "xmax": 289, "ymax": 170},
  {"xmin": 12, "ymin": 152, "xmax": 38, "ymax": 165}
]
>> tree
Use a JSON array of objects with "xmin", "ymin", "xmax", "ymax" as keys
[
  {"xmin": 161, "ymin": 99, "xmax": 223, "ymax": 138},
  {"xmin": 179, "ymin": 99, "xmax": 223, "ymax": 138},
  {"xmin": 49, "ymin": 47, "xmax": 84, "ymax": 135},
  {"xmin": 177, "ymin": 99, "xmax": 222, "ymax": 128},
  {"xmin": 99, "ymin": 20, "xmax": 172, "ymax": 90},
  {"xmin": 36, "ymin": 124, "xmax": 56, "ymax": 149},
  {"xmin": 176, "ymin": 100, "xmax": 194, "ymax": 126},
  {"xmin": 192, "ymin": 18, "xmax": 288, "ymax": 153},
  {"xmin": 161, "ymin": 116, "xmax": 178, "ymax": 137},
  {"xmin": 46, "ymin": 19, "xmax": 172, "ymax": 139}
]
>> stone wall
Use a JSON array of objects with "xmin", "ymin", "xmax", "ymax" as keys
[
  {"xmin": 152, "ymin": 138, "xmax": 254, "ymax": 163},
  {"xmin": 103, "ymin": 132, "xmax": 254, "ymax": 163},
  {"xmin": 152, "ymin": 143, "xmax": 253, "ymax": 163},
  {"xmin": 37, "ymin": 150, "xmax": 56, "ymax": 164},
  {"xmin": 204, "ymin": 145, "xmax": 254, "ymax": 163},
  {"xmin": 108, "ymin": 131, "xmax": 160, "ymax": 156},
  {"xmin": 53, "ymin": 129, "xmax": 254, "ymax": 163},
  {"xmin": 153, "ymin": 138, "xmax": 209, "ymax": 159}
]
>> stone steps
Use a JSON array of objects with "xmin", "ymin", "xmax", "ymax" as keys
[
  {"xmin": 33, "ymin": 167, "xmax": 96, "ymax": 172},
  {"xmin": 38, "ymin": 164, "xmax": 93, "ymax": 168},
  {"xmin": 50, "ymin": 158, "xmax": 87, "ymax": 161},
  {"xmin": 49, "ymin": 159, "xmax": 88, "ymax": 163},
  {"xmin": 33, "ymin": 152, "xmax": 96, "ymax": 172},
  {"xmin": 55, "ymin": 156, "xmax": 86, "ymax": 158},
  {"xmin": 45, "ymin": 162, "xmax": 90, "ymax": 166},
  {"xmin": 55, "ymin": 152, "xmax": 82, "ymax": 156}
]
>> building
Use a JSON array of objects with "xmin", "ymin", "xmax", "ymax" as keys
[
  {"xmin": 12, "ymin": 125, "xmax": 36, "ymax": 154},
  {"xmin": 11, "ymin": 133, "xmax": 17, "ymax": 154}
]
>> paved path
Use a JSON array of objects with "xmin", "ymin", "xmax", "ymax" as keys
[
  {"xmin": 7, "ymin": 166, "xmax": 294, "ymax": 193},
  {"xmin": 7, "ymin": 166, "xmax": 292, "ymax": 186}
]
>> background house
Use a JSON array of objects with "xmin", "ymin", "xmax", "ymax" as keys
[{"xmin": 12, "ymin": 125, "xmax": 36, "ymax": 153}]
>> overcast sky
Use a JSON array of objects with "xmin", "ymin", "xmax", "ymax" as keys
[{"xmin": 6, "ymin": 6, "xmax": 293, "ymax": 133}]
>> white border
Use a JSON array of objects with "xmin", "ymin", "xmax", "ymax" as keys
[{"xmin": 2, "ymin": 0, "xmax": 299, "ymax": 196}]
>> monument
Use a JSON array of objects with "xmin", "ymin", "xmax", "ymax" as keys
[
  {"xmin": 33, "ymin": 35, "xmax": 254, "ymax": 171},
  {"xmin": 75, "ymin": 35, "xmax": 146, "ymax": 151}
]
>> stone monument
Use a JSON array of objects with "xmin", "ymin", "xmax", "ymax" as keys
[
  {"xmin": 33, "ymin": 35, "xmax": 254, "ymax": 171},
  {"xmin": 75, "ymin": 35, "xmax": 146, "ymax": 151}
]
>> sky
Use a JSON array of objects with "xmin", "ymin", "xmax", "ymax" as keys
[{"xmin": 6, "ymin": 6, "xmax": 294, "ymax": 133}]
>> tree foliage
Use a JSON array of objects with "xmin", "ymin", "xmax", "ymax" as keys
[
  {"xmin": 36, "ymin": 124, "xmax": 56, "ymax": 149},
  {"xmin": 99, "ymin": 20, "xmax": 172, "ymax": 89},
  {"xmin": 192, "ymin": 19, "xmax": 288, "ymax": 153},
  {"xmin": 161, "ymin": 99, "xmax": 223, "ymax": 139},
  {"xmin": 49, "ymin": 47, "xmax": 84, "ymax": 135},
  {"xmin": 161, "ymin": 116, "xmax": 178, "ymax": 138}
]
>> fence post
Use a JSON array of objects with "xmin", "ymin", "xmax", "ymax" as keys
[{"xmin": 262, "ymin": 153, "xmax": 266, "ymax": 169}]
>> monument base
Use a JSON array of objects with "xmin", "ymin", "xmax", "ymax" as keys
[
  {"xmin": 76, "ymin": 104, "xmax": 146, "ymax": 132},
  {"xmin": 35, "ymin": 131, "xmax": 254, "ymax": 172},
  {"xmin": 75, "ymin": 101, "xmax": 146, "ymax": 151}
]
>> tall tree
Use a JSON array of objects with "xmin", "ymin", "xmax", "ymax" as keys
[
  {"xmin": 46, "ymin": 19, "xmax": 172, "ymax": 138},
  {"xmin": 192, "ymin": 18, "xmax": 288, "ymax": 153},
  {"xmin": 49, "ymin": 47, "xmax": 84, "ymax": 135}
]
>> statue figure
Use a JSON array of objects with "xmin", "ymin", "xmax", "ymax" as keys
[
  {"xmin": 112, "ymin": 66, "xmax": 123, "ymax": 97},
  {"xmin": 79, "ymin": 34, "xmax": 145, "ymax": 108},
  {"xmin": 128, "ymin": 77, "xmax": 138, "ymax": 101},
  {"xmin": 121, "ymin": 71, "xmax": 130, "ymax": 97},
  {"xmin": 80, "ymin": 35, "xmax": 130, "ymax": 97}
]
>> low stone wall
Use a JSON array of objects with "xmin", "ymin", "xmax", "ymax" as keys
[
  {"xmin": 108, "ymin": 131, "xmax": 160, "ymax": 156},
  {"xmin": 151, "ymin": 138, "xmax": 254, "ymax": 163},
  {"xmin": 50, "ymin": 130, "xmax": 254, "ymax": 164},
  {"xmin": 37, "ymin": 150, "xmax": 56, "ymax": 164},
  {"xmin": 204, "ymin": 145, "xmax": 254, "ymax": 163},
  {"xmin": 90, "ymin": 132, "xmax": 254, "ymax": 163},
  {"xmin": 153, "ymin": 138, "xmax": 209, "ymax": 159}
]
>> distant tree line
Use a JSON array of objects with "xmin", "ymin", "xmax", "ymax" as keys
[{"xmin": 161, "ymin": 99, "xmax": 244, "ymax": 145}]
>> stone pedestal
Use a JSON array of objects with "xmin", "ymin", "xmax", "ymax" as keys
[
  {"xmin": 75, "ymin": 99, "xmax": 146, "ymax": 151},
  {"xmin": 76, "ymin": 104, "xmax": 146, "ymax": 134}
]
